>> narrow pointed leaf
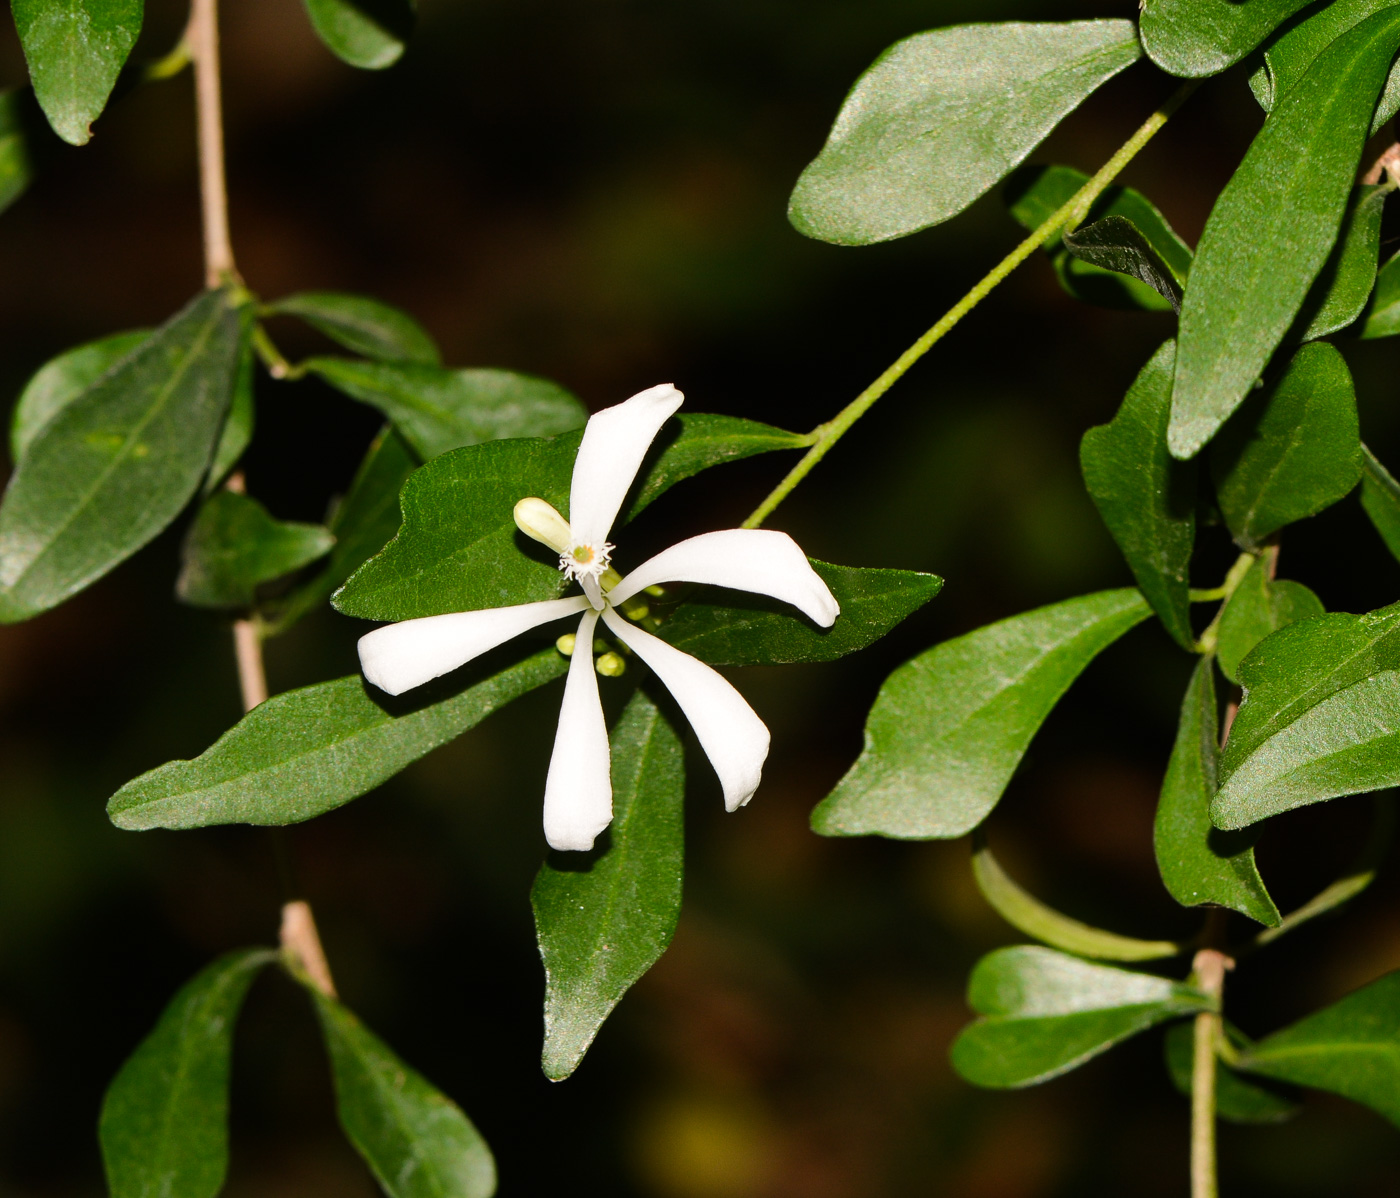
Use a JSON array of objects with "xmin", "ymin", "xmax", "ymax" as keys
[
  {"xmin": 12, "ymin": 0, "xmax": 142, "ymax": 145},
  {"xmin": 1208, "ymin": 342, "xmax": 1362, "ymax": 549},
  {"xmin": 309, "ymin": 988, "xmax": 496, "ymax": 1198},
  {"xmin": 204, "ymin": 330, "xmax": 255, "ymax": 493},
  {"xmin": 0, "ymin": 289, "xmax": 244, "ymax": 622},
  {"xmin": 788, "ymin": 21, "xmax": 1140, "ymax": 246},
  {"xmin": 1240, "ymin": 970, "xmax": 1400, "ymax": 1127},
  {"xmin": 532, "ymin": 691, "xmax": 684, "ymax": 1080},
  {"xmin": 950, "ymin": 946, "xmax": 1211, "ymax": 1088},
  {"xmin": 1215, "ymin": 556, "xmax": 1324, "ymax": 684},
  {"xmin": 107, "ymin": 649, "xmax": 566, "ymax": 830},
  {"xmin": 1153, "ymin": 658, "xmax": 1279, "ymax": 924},
  {"xmin": 1063, "ymin": 217, "xmax": 1184, "ymax": 312},
  {"xmin": 308, "ymin": 358, "xmax": 585, "ymax": 460},
  {"xmin": 269, "ymin": 291, "xmax": 440, "ymax": 365},
  {"xmin": 1168, "ymin": 10, "xmax": 1400, "ymax": 458},
  {"xmin": 1140, "ymin": 0, "xmax": 1317, "ymax": 78},
  {"xmin": 812, "ymin": 589, "xmax": 1150, "ymax": 839},
  {"xmin": 176, "ymin": 491, "xmax": 335, "ymax": 609},
  {"xmin": 1163, "ymin": 1022, "xmax": 1300, "ymax": 1124},
  {"xmin": 1360, "ymin": 248, "xmax": 1400, "ymax": 338},
  {"xmin": 99, "ymin": 949, "xmax": 276, "ymax": 1198},
  {"xmin": 1080, "ymin": 341, "xmax": 1196, "ymax": 649},
  {"xmin": 1296, "ymin": 185, "xmax": 1387, "ymax": 341},
  {"xmin": 1362, "ymin": 444, "xmax": 1400, "ymax": 560},
  {"xmin": 657, "ymin": 561, "xmax": 941, "ymax": 666},
  {"xmin": 302, "ymin": 0, "xmax": 414, "ymax": 70}
]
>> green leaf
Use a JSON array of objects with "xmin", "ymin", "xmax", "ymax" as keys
[
  {"xmin": 1080, "ymin": 340, "xmax": 1196, "ymax": 650},
  {"xmin": 949, "ymin": 946, "xmax": 1211, "ymax": 1089},
  {"xmin": 108, "ymin": 649, "xmax": 566, "ymax": 830},
  {"xmin": 1208, "ymin": 341, "xmax": 1362, "ymax": 549},
  {"xmin": 0, "ymin": 289, "xmax": 244, "ymax": 622},
  {"xmin": 0, "ymin": 89, "xmax": 35, "ymax": 216},
  {"xmin": 1215, "ymin": 555, "xmax": 1324, "ymax": 684},
  {"xmin": 203, "ymin": 329, "xmax": 256, "ymax": 493},
  {"xmin": 1140, "ymin": 0, "xmax": 1316, "ymax": 78},
  {"xmin": 302, "ymin": 0, "xmax": 414, "ymax": 71},
  {"xmin": 307, "ymin": 358, "xmax": 586, "ymax": 460},
  {"xmin": 11, "ymin": 0, "xmax": 142, "ymax": 144},
  {"xmin": 99, "ymin": 949, "xmax": 276, "ymax": 1198},
  {"xmin": 657, "ymin": 561, "xmax": 942, "ymax": 666},
  {"xmin": 1240, "ymin": 970, "xmax": 1400, "ymax": 1127},
  {"xmin": 267, "ymin": 425, "xmax": 418, "ymax": 634},
  {"xmin": 1251, "ymin": 0, "xmax": 1400, "ymax": 134},
  {"xmin": 334, "ymin": 415, "xmax": 807, "ymax": 623},
  {"xmin": 176, "ymin": 490, "xmax": 334, "ymax": 610},
  {"xmin": 1360, "ymin": 444, "xmax": 1400, "ymax": 560},
  {"xmin": 1296, "ymin": 185, "xmax": 1387, "ymax": 341},
  {"xmin": 1153, "ymin": 657, "xmax": 1279, "ymax": 925},
  {"xmin": 532, "ymin": 690, "xmax": 684, "ymax": 1081},
  {"xmin": 309, "ymin": 988, "xmax": 496, "ymax": 1198},
  {"xmin": 1063, "ymin": 216, "xmax": 1184, "ymax": 313},
  {"xmin": 811, "ymin": 589, "xmax": 1150, "ymax": 840},
  {"xmin": 268, "ymin": 291, "xmax": 439, "ymax": 365},
  {"xmin": 1163, "ymin": 1022, "xmax": 1300, "ymax": 1124},
  {"xmin": 9, "ymin": 327, "xmax": 151, "ymax": 462},
  {"xmin": 788, "ymin": 21, "xmax": 1140, "ymax": 246},
  {"xmin": 1167, "ymin": 10, "xmax": 1400, "ymax": 458},
  {"xmin": 1360, "ymin": 247, "xmax": 1400, "ymax": 338}
]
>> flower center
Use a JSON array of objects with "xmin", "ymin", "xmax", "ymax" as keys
[{"xmin": 559, "ymin": 540, "xmax": 614, "ymax": 582}]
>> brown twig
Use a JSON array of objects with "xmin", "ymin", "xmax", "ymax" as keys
[
  {"xmin": 280, "ymin": 899, "xmax": 338, "ymax": 997},
  {"xmin": 187, "ymin": 0, "xmax": 236, "ymax": 287}
]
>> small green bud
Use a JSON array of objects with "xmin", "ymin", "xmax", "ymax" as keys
[
  {"xmin": 556, "ymin": 633, "xmax": 576, "ymax": 656},
  {"xmin": 595, "ymin": 651, "xmax": 626, "ymax": 677}
]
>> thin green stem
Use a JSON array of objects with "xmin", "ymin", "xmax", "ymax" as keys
[
  {"xmin": 1195, "ymin": 552, "xmax": 1257, "ymax": 656},
  {"xmin": 1190, "ymin": 940, "xmax": 1231, "ymax": 1198},
  {"xmin": 742, "ymin": 79, "xmax": 1199, "ymax": 530}
]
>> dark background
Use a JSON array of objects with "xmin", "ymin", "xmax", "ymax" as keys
[{"xmin": 0, "ymin": 0, "xmax": 1398, "ymax": 1194}]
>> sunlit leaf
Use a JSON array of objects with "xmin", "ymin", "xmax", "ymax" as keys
[
  {"xmin": 1140, "ymin": 0, "xmax": 1315, "ymax": 78},
  {"xmin": 269, "ymin": 291, "xmax": 440, "ymax": 365}
]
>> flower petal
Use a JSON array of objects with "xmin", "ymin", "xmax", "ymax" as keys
[
  {"xmin": 601, "ymin": 608, "xmax": 769, "ymax": 811},
  {"xmin": 543, "ymin": 610, "xmax": 612, "ymax": 850},
  {"xmin": 609, "ymin": 529, "xmax": 840, "ymax": 626},
  {"xmin": 358, "ymin": 596, "xmax": 590, "ymax": 696},
  {"xmin": 569, "ymin": 384, "xmax": 683, "ymax": 547}
]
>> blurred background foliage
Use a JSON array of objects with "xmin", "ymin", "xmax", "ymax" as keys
[{"xmin": 0, "ymin": 0, "xmax": 1399, "ymax": 1194}]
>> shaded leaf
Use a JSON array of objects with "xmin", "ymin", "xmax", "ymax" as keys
[
  {"xmin": 811, "ymin": 589, "xmax": 1150, "ymax": 840},
  {"xmin": 0, "ymin": 89, "xmax": 34, "ymax": 216},
  {"xmin": 308, "ymin": 358, "xmax": 586, "ymax": 460},
  {"xmin": 302, "ymin": 0, "xmax": 414, "ymax": 71},
  {"xmin": 1168, "ymin": 10, "xmax": 1400, "ymax": 458},
  {"xmin": 1360, "ymin": 247, "xmax": 1400, "ymax": 338},
  {"xmin": 99, "ymin": 949, "xmax": 275, "ymax": 1198},
  {"xmin": 658, "ymin": 561, "xmax": 942, "ymax": 666},
  {"xmin": 1163, "ymin": 1022, "xmax": 1300, "ymax": 1124},
  {"xmin": 1208, "ymin": 341, "xmax": 1362, "ymax": 549},
  {"xmin": 1063, "ymin": 216, "xmax": 1184, "ymax": 312},
  {"xmin": 1140, "ymin": 0, "xmax": 1316, "ymax": 78},
  {"xmin": 950, "ymin": 946, "xmax": 1211, "ymax": 1088},
  {"xmin": 1080, "ymin": 340, "xmax": 1196, "ymax": 649},
  {"xmin": 1296, "ymin": 185, "xmax": 1387, "ymax": 341},
  {"xmin": 0, "ymin": 289, "xmax": 244, "ymax": 622},
  {"xmin": 533, "ymin": 690, "xmax": 684, "ymax": 1080},
  {"xmin": 107, "ymin": 649, "xmax": 566, "ymax": 830},
  {"xmin": 1360, "ymin": 444, "xmax": 1400, "ymax": 560},
  {"xmin": 203, "ymin": 329, "xmax": 255, "ymax": 493},
  {"xmin": 1215, "ymin": 554, "xmax": 1324, "ymax": 684},
  {"xmin": 269, "ymin": 291, "xmax": 439, "ymax": 365},
  {"xmin": 1153, "ymin": 657, "xmax": 1279, "ymax": 924},
  {"xmin": 788, "ymin": 21, "xmax": 1140, "ymax": 246}
]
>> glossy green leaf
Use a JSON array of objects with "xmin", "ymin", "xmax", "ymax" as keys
[
  {"xmin": 269, "ymin": 291, "xmax": 439, "ymax": 365},
  {"xmin": 1360, "ymin": 248, "xmax": 1400, "ymax": 338},
  {"xmin": 335, "ymin": 415, "xmax": 807, "ymax": 623},
  {"xmin": 308, "ymin": 358, "xmax": 586, "ymax": 460},
  {"xmin": 176, "ymin": 491, "xmax": 334, "ymax": 610},
  {"xmin": 1361, "ymin": 444, "xmax": 1400, "ymax": 560},
  {"xmin": 99, "ymin": 949, "xmax": 275, "ymax": 1198},
  {"xmin": 1215, "ymin": 555, "xmax": 1324, "ymax": 684},
  {"xmin": 812, "ymin": 589, "xmax": 1150, "ymax": 840},
  {"xmin": 532, "ymin": 691, "xmax": 683, "ymax": 1081},
  {"xmin": 788, "ymin": 21, "xmax": 1140, "ymax": 246},
  {"xmin": 1163, "ymin": 1022, "xmax": 1300, "ymax": 1124},
  {"xmin": 0, "ymin": 289, "xmax": 244, "ymax": 623},
  {"xmin": 267, "ymin": 425, "xmax": 418, "ymax": 634},
  {"xmin": 107, "ymin": 649, "xmax": 566, "ymax": 830},
  {"xmin": 1153, "ymin": 658, "xmax": 1279, "ymax": 924},
  {"xmin": 1080, "ymin": 340, "xmax": 1196, "ymax": 649},
  {"xmin": 1140, "ymin": 0, "xmax": 1316, "ymax": 77},
  {"xmin": 0, "ymin": 89, "xmax": 34, "ymax": 216},
  {"xmin": 1208, "ymin": 342, "xmax": 1362, "ymax": 549},
  {"xmin": 9, "ymin": 327, "xmax": 150, "ymax": 462},
  {"xmin": 1063, "ymin": 217, "xmax": 1184, "ymax": 313},
  {"xmin": 658, "ymin": 561, "xmax": 942, "ymax": 666},
  {"xmin": 1168, "ymin": 10, "xmax": 1400, "ymax": 458},
  {"xmin": 12, "ymin": 0, "xmax": 142, "ymax": 144},
  {"xmin": 1240, "ymin": 970, "xmax": 1400, "ymax": 1127},
  {"xmin": 1296, "ymin": 185, "xmax": 1387, "ymax": 341},
  {"xmin": 950, "ymin": 946, "xmax": 1211, "ymax": 1088},
  {"xmin": 310, "ymin": 988, "xmax": 495, "ymax": 1198},
  {"xmin": 1251, "ymin": 0, "xmax": 1400, "ymax": 134},
  {"xmin": 302, "ymin": 0, "xmax": 413, "ymax": 71},
  {"xmin": 204, "ymin": 330, "xmax": 255, "ymax": 493}
]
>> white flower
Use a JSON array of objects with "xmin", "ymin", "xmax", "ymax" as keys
[{"xmin": 357, "ymin": 384, "xmax": 840, "ymax": 851}]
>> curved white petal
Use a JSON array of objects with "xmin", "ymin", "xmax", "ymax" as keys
[
  {"xmin": 543, "ymin": 610, "xmax": 612, "ymax": 850},
  {"xmin": 601, "ymin": 608, "xmax": 769, "ymax": 811},
  {"xmin": 609, "ymin": 529, "xmax": 840, "ymax": 627},
  {"xmin": 358, "ymin": 596, "xmax": 589, "ymax": 696},
  {"xmin": 569, "ymin": 384, "xmax": 683, "ymax": 547}
]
